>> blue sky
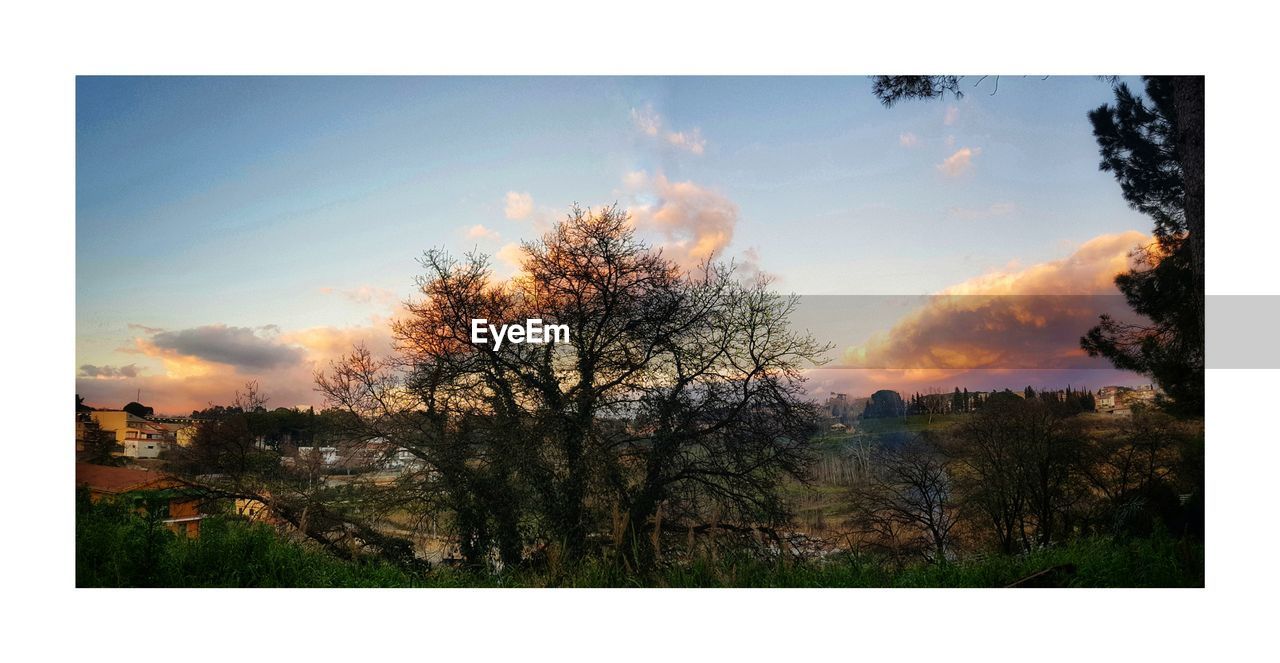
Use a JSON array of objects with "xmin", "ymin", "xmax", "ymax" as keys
[{"xmin": 76, "ymin": 76, "xmax": 1152, "ymax": 412}]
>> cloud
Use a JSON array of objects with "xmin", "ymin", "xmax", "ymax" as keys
[
  {"xmin": 899, "ymin": 132, "xmax": 920, "ymax": 148},
  {"xmin": 937, "ymin": 147, "xmax": 980, "ymax": 177},
  {"xmin": 947, "ymin": 201, "xmax": 1017, "ymax": 220},
  {"xmin": 494, "ymin": 242, "xmax": 527, "ymax": 274},
  {"xmin": 504, "ymin": 191, "xmax": 534, "ymax": 220},
  {"xmin": 141, "ymin": 324, "xmax": 305, "ymax": 371},
  {"xmin": 320, "ymin": 285, "xmax": 399, "ymax": 309},
  {"xmin": 630, "ymin": 104, "xmax": 662, "ymax": 136},
  {"xmin": 665, "ymin": 128, "xmax": 707, "ymax": 155},
  {"xmin": 79, "ymin": 363, "xmax": 141, "ymax": 379},
  {"xmin": 838, "ymin": 231, "xmax": 1149, "ymax": 371},
  {"xmin": 465, "ymin": 224, "xmax": 502, "ymax": 241},
  {"xmin": 279, "ymin": 321, "xmax": 396, "ymax": 362},
  {"xmin": 944, "ymin": 105, "xmax": 959, "ymax": 126},
  {"xmin": 631, "ymin": 103, "xmax": 707, "ymax": 155},
  {"xmin": 625, "ymin": 172, "xmax": 739, "ymax": 269},
  {"xmin": 79, "ymin": 318, "xmax": 398, "ymax": 415},
  {"xmin": 734, "ymin": 246, "xmax": 775, "ymax": 283}
]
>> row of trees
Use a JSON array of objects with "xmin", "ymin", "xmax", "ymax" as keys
[
  {"xmin": 849, "ymin": 397, "xmax": 1202, "ymax": 563},
  {"xmin": 902, "ymin": 386, "xmax": 1097, "ymax": 417}
]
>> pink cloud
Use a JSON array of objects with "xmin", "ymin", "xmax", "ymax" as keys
[
  {"xmin": 835, "ymin": 231, "xmax": 1150, "ymax": 372},
  {"xmin": 937, "ymin": 147, "xmax": 980, "ymax": 177}
]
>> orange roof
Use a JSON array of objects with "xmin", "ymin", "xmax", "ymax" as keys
[{"xmin": 75, "ymin": 463, "xmax": 178, "ymax": 494}]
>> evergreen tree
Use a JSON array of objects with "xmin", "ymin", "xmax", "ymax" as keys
[{"xmin": 1081, "ymin": 77, "xmax": 1203, "ymax": 416}]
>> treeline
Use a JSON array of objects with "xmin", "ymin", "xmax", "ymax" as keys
[
  {"xmin": 861, "ymin": 387, "xmax": 1097, "ymax": 420},
  {"xmin": 846, "ymin": 396, "xmax": 1203, "ymax": 565},
  {"xmin": 186, "ymin": 402, "xmax": 360, "ymax": 449}
]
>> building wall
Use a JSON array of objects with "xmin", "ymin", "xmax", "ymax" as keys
[
  {"xmin": 122, "ymin": 438, "xmax": 162, "ymax": 458},
  {"xmin": 89, "ymin": 411, "xmax": 130, "ymax": 442},
  {"xmin": 89, "ymin": 411, "xmax": 168, "ymax": 457}
]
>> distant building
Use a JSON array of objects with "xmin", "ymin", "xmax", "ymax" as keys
[
  {"xmin": 234, "ymin": 497, "xmax": 277, "ymax": 524},
  {"xmin": 88, "ymin": 410, "xmax": 169, "ymax": 458},
  {"xmin": 150, "ymin": 418, "xmax": 200, "ymax": 447},
  {"xmin": 820, "ymin": 392, "xmax": 864, "ymax": 425},
  {"xmin": 1096, "ymin": 384, "xmax": 1158, "ymax": 415}
]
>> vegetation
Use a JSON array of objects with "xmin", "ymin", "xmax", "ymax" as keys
[
  {"xmin": 1082, "ymin": 76, "xmax": 1203, "ymax": 416},
  {"xmin": 175, "ymin": 206, "xmax": 830, "ymax": 573},
  {"xmin": 76, "ymin": 490, "xmax": 414, "ymax": 588},
  {"xmin": 122, "ymin": 401, "xmax": 154, "ymax": 418},
  {"xmin": 77, "ymin": 490, "xmax": 1200, "ymax": 588},
  {"xmin": 81, "ymin": 425, "xmax": 124, "ymax": 466},
  {"xmin": 85, "ymin": 81, "xmax": 1206, "ymax": 586}
]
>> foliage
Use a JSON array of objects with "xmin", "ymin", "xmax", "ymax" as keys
[
  {"xmin": 77, "ymin": 487, "xmax": 1200, "ymax": 587},
  {"xmin": 1082, "ymin": 77, "xmax": 1203, "ymax": 415},
  {"xmin": 870, "ymin": 76, "xmax": 962, "ymax": 106},
  {"xmin": 944, "ymin": 398, "xmax": 1086, "ymax": 552},
  {"xmin": 81, "ymin": 425, "xmax": 124, "ymax": 466},
  {"xmin": 76, "ymin": 489, "xmax": 415, "ymax": 588},
  {"xmin": 122, "ymin": 401, "xmax": 153, "ymax": 418},
  {"xmin": 863, "ymin": 389, "xmax": 906, "ymax": 418},
  {"xmin": 314, "ymin": 205, "xmax": 828, "ymax": 569}
]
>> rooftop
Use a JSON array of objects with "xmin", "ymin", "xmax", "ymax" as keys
[{"xmin": 75, "ymin": 463, "xmax": 178, "ymax": 494}]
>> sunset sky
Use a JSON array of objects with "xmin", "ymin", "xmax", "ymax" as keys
[{"xmin": 76, "ymin": 76, "xmax": 1152, "ymax": 414}]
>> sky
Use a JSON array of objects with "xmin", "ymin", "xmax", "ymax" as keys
[{"xmin": 76, "ymin": 76, "xmax": 1153, "ymax": 414}]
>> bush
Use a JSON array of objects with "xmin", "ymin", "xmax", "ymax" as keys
[
  {"xmin": 76, "ymin": 490, "xmax": 417, "ymax": 587},
  {"xmin": 76, "ymin": 490, "xmax": 1202, "ymax": 588}
]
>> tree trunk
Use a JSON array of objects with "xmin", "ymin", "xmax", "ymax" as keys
[{"xmin": 1172, "ymin": 76, "xmax": 1205, "ymax": 353}]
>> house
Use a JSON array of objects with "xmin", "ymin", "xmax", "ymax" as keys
[
  {"xmin": 75, "ymin": 463, "xmax": 204, "ymax": 537},
  {"xmin": 150, "ymin": 419, "xmax": 200, "ymax": 447},
  {"xmin": 1096, "ymin": 384, "xmax": 1159, "ymax": 415},
  {"xmin": 88, "ymin": 410, "xmax": 170, "ymax": 458},
  {"xmin": 234, "ymin": 497, "xmax": 275, "ymax": 523}
]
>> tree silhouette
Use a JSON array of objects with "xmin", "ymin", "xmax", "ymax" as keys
[
  {"xmin": 317, "ymin": 205, "xmax": 828, "ymax": 568},
  {"xmin": 1082, "ymin": 77, "xmax": 1203, "ymax": 415},
  {"xmin": 123, "ymin": 401, "xmax": 153, "ymax": 418}
]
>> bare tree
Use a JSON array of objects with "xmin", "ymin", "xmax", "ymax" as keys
[
  {"xmin": 316, "ymin": 205, "xmax": 829, "ymax": 569},
  {"xmin": 945, "ymin": 395, "xmax": 1082, "ymax": 552},
  {"xmin": 850, "ymin": 438, "xmax": 959, "ymax": 563}
]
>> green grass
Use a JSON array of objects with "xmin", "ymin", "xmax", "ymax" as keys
[
  {"xmin": 810, "ymin": 414, "xmax": 965, "ymax": 449},
  {"xmin": 77, "ymin": 491, "xmax": 1202, "ymax": 588},
  {"xmin": 76, "ymin": 492, "xmax": 416, "ymax": 587},
  {"xmin": 857, "ymin": 413, "xmax": 966, "ymax": 435}
]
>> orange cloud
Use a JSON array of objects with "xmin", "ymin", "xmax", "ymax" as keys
[
  {"xmin": 937, "ymin": 147, "xmax": 980, "ymax": 177},
  {"xmin": 626, "ymin": 171, "xmax": 738, "ymax": 270},
  {"xmin": 465, "ymin": 224, "xmax": 502, "ymax": 241},
  {"xmin": 504, "ymin": 191, "xmax": 534, "ymax": 220},
  {"xmin": 838, "ymin": 231, "xmax": 1150, "ymax": 371},
  {"xmin": 80, "ymin": 318, "xmax": 399, "ymax": 415}
]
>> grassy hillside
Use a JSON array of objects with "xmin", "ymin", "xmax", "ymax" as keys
[{"xmin": 77, "ymin": 491, "xmax": 1202, "ymax": 588}]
